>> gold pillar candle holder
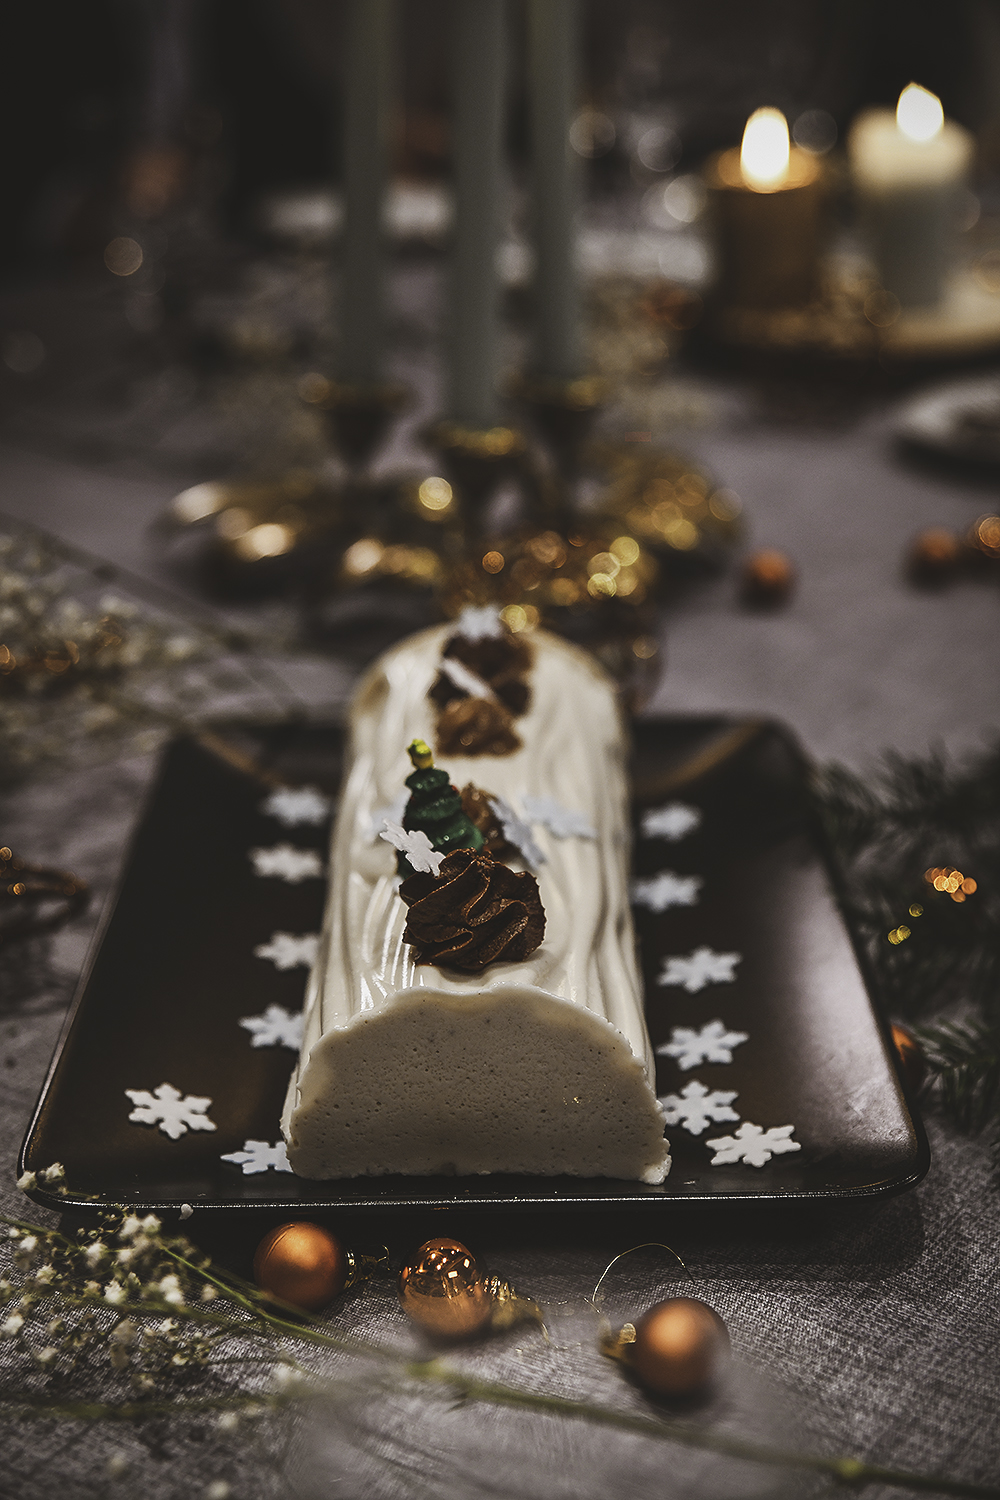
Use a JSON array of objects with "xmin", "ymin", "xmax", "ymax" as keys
[
  {"xmin": 300, "ymin": 375, "xmax": 410, "ymax": 474},
  {"xmin": 705, "ymin": 111, "xmax": 826, "ymax": 311},
  {"xmin": 421, "ymin": 419, "xmax": 528, "ymax": 538},
  {"xmin": 515, "ymin": 373, "xmax": 608, "ymax": 486}
]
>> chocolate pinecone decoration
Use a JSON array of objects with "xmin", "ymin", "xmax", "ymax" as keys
[
  {"xmin": 400, "ymin": 849, "xmax": 546, "ymax": 973},
  {"xmin": 430, "ymin": 627, "xmax": 533, "ymax": 758}
]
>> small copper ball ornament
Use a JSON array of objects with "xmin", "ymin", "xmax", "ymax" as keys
[
  {"xmin": 627, "ymin": 1297, "xmax": 730, "ymax": 1398},
  {"xmin": 908, "ymin": 528, "xmax": 960, "ymax": 583},
  {"xmin": 890, "ymin": 1023, "xmax": 927, "ymax": 1092},
  {"xmin": 399, "ymin": 1237, "xmax": 493, "ymax": 1339},
  {"xmin": 741, "ymin": 549, "xmax": 795, "ymax": 605},
  {"xmin": 253, "ymin": 1222, "xmax": 349, "ymax": 1312}
]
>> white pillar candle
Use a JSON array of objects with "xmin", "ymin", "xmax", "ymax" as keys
[
  {"xmin": 449, "ymin": 0, "xmax": 507, "ymax": 426},
  {"xmin": 528, "ymin": 0, "xmax": 581, "ymax": 380},
  {"xmin": 848, "ymin": 84, "xmax": 973, "ymax": 308},
  {"xmin": 339, "ymin": 0, "xmax": 393, "ymax": 383}
]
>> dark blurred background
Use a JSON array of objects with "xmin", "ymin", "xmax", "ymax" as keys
[{"xmin": 3, "ymin": 0, "xmax": 999, "ymax": 271}]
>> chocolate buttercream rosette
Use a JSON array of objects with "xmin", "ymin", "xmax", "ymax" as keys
[{"xmin": 400, "ymin": 849, "xmax": 545, "ymax": 974}]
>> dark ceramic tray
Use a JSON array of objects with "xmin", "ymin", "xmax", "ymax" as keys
[{"xmin": 20, "ymin": 718, "xmax": 928, "ymax": 1222}]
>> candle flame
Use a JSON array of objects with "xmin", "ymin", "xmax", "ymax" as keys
[
  {"xmin": 741, "ymin": 108, "xmax": 790, "ymax": 190},
  {"xmin": 896, "ymin": 83, "xmax": 944, "ymax": 144}
]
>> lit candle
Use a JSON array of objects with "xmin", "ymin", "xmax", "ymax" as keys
[
  {"xmin": 705, "ymin": 108, "xmax": 825, "ymax": 309},
  {"xmin": 848, "ymin": 84, "xmax": 973, "ymax": 308},
  {"xmin": 527, "ymin": 0, "xmax": 581, "ymax": 380},
  {"xmin": 449, "ymin": 0, "xmax": 507, "ymax": 426},
  {"xmin": 339, "ymin": 0, "xmax": 394, "ymax": 383}
]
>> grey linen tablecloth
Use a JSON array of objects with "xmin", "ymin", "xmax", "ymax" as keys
[{"xmin": 0, "ymin": 360, "xmax": 999, "ymax": 1497}]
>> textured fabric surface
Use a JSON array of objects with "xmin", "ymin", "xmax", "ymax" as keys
[{"xmin": 1, "ymin": 335, "xmax": 999, "ymax": 1496}]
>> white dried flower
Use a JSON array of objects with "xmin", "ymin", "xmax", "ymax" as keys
[
  {"xmin": 200, "ymin": 1285, "xmax": 218, "ymax": 1302},
  {"xmin": 84, "ymin": 1241, "xmax": 107, "ymax": 1269},
  {"xmin": 115, "ymin": 1247, "xmax": 136, "ymax": 1267},
  {"xmin": 40, "ymin": 1162, "xmax": 65, "ymax": 1184},
  {"xmin": 271, "ymin": 1363, "xmax": 306, "ymax": 1394},
  {"xmin": 32, "ymin": 1264, "xmax": 55, "ymax": 1285},
  {"xmin": 35, "ymin": 1347, "xmax": 58, "ymax": 1368},
  {"xmin": 0, "ymin": 1280, "xmax": 13, "ymax": 1302},
  {"xmin": 16, "ymin": 1171, "xmax": 36, "ymax": 1192},
  {"xmin": 119, "ymin": 1215, "xmax": 143, "ymax": 1241},
  {"xmin": 84, "ymin": 1280, "xmax": 101, "ymax": 1297},
  {"xmin": 47, "ymin": 1317, "xmax": 65, "ymax": 1334},
  {"xmin": 110, "ymin": 1343, "xmax": 131, "ymax": 1371},
  {"xmin": 157, "ymin": 1318, "xmax": 177, "ymax": 1334},
  {"xmin": 105, "ymin": 1453, "xmax": 129, "ymax": 1480},
  {"xmin": 110, "ymin": 1318, "xmax": 136, "ymax": 1347},
  {"xmin": 18, "ymin": 1236, "xmax": 38, "ymax": 1255},
  {"xmin": 216, "ymin": 1412, "xmax": 240, "ymax": 1433},
  {"xmin": 157, "ymin": 1273, "xmax": 184, "ymax": 1306},
  {"xmin": 103, "ymin": 1281, "xmax": 126, "ymax": 1305},
  {"xmin": 140, "ymin": 1214, "xmax": 161, "ymax": 1236},
  {"xmin": 2, "ymin": 1312, "xmax": 24, "ymax": 1337}
]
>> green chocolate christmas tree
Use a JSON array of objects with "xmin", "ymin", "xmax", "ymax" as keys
[{"xmin": 398, "ymin": 738, "xmax": 483, "ymax": 875}]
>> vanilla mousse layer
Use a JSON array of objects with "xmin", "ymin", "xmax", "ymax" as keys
[{"xmin": 282, "ymin": 624, "xmax": 669, "ymax": 1183}]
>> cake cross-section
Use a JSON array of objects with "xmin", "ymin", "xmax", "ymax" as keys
[{"xmin": 281, "ymin": 620, "xmax": 670, "ymax": 1183}]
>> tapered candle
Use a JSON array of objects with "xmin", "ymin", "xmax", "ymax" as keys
[
  {"xmin": 339, "ymin": 0, "xmax": 393, "ymax": 382},
  {"xmin": 528, "ymin": 0, "xmax": 581, "ymax": 379},
  {"xmin": 450, "ymin": 0, "xmax": 506, "ymax": 426},
  {"xmin": 849, "ymin": 84, "xmax": 973, "ymax": 308}
]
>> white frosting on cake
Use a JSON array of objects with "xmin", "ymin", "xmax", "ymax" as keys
[{"xmin": 281, "ymin": 624, "xmax": 670, "ymax": 1183}]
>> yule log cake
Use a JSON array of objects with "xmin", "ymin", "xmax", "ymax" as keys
[{"xmin": 282, "ymin": 610, "xmax": 670, "ymax": 1183}]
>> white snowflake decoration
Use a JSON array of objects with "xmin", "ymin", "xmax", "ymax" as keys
[
  {"xmin": 249, "ymin": 844, "xmax": 324, "ymax": 883},
  {"xmin": 705, "ymin": 1122, "xmax": 801, "ymax": 1168},
  {"xmin": 253, "ymin": 931, "xmax": 319, "ymax": 972},
  {"xmin": 522, "ymin": 794, "xmax": 597, "ymax": 840},
  {"xmin": 239, "ymin": 1005, "xmax": 304, "ymax": 1050},
  {"xmin": 658, "ymin": 1080, "xmax": 739, "ymax": 1136},
  {"xmin": 453, "ymin": 605, "xmax": 503, "ymax": 641},
  {"xmin": 220, "ymin": 1139, "xmax": 293, "ymax": 1175},
  {"xmin": 631, "ymin": 870, "xmax": 703, "ymax": 912},
  {"xmin": 439, "ymin": 656, "xmax": 497, "ymax": 702},
  {"xmin": 641, "ymin": 802, "xmax": 702, "ymax": 842},
  {"xmin": 489, "ymin": 795, "xmax": 546, "ymax": 871},
  {"xmin": 379, "ymin": 820, "xmax": 444, "ymax": 875},
  {"xmin": 657, "ymin": 1020, "xmax": 749, "ymax": 1070},
  {"xmin": 261, "ymin": 786, "xmax": 331, "ymax": 827},
  {"xmin": 125, "ymin": 1084, "xmax": 217, "ymax": 1141},
  {"xmin": 368, "ymin": 789, "xmax": 408, "ymax": 840},
  {"xmin": 657, "ymin": 946, "xmax": 742, "ymax": 993}
]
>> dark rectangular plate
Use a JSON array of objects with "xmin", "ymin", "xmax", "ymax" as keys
[{"xmin": 20, "ymin": 717, "xmax": 928, "ymax": 1221}]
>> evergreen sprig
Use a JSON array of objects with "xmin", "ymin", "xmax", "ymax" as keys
[{"xmin": 816, "ymin": 741, "xmax": 1000, "ymax": 1160}]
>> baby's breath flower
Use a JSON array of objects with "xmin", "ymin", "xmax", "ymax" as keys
[
  {"xmin": 48, "ymin": 1317, "xmax": 65, "ymax": 1335},
  {"xmin": 157, "ymin": 1318, "xmax": 177, "ymax": 1335},
  {"xmin": 216, "ymin": 1412, "xmax": 240, "ymax": 1434},
  {"xmin": 110, "ymin": 1318, "xmax": 136, "ymax": 1347},
  {"xmin": 103, "ymin": 1281, "xmax": 126, "ymax": 1305},
  {"xmin": 133, "ymin": 1373, "xmax": 156, "ymax": 1392},
  {"xmin": 271, "ymin": 1362, "xmax": 306, "ymax": 1394},
  {"xmin": 157, "ymin": 1273, "xmax": 184, "ymax": 1307},
  {"xmin": 35, "ymin": 1347, "xmax": 58, "ymax": 1367},
  {"xmin": 140, "ymin": 1214, "xmax": 161, "ymax": 1236},
  {"xmin": 32, "ymin": 1264, "xmax": 55, "ymax": 1285},
  {"xmin": 84, "ymin": 1241, "xmax": 107, "ymax": 1269},
  {"xmin": 84, "ymin": 1280, "xmax": 101, "ymax": 1297},
  {"xmin": 1, "ymin": 1312, "xmax": 24, "ymax": 1337},
  {"xmin": 18, "ymin": 1236, "xmax": 38, "ymax": 1255},
  {"xmin": 115, "ymin": 1247, "xmax": 135, "ymax": 1267},
  {"xmin": 200, "ymin": 1285, "xmax": 219, "ymax": 1302},
  {"xmin": 110, "ymin": 1343, "xmax": 131, "ymax": 1371},
  {"xmin": 16, "ymin": 1171, "xmax": 36, "ymax": 1192},
  {"xmin": 40, "ymin": 1163, "xmax": 65, "ymax": 1184},
  {"xmin": 0, "ymin": 1280, "xmax": 13, "ymax": 1302},
  {"xmin": 119, "ymin": 1215, "xmax": 144, "ymax": 1241},
  {"xmin": 105, "ymin": 1453, "xmax": 129, "ymax": 1480}
]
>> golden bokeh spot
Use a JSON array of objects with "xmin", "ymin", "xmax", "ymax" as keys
[
  {"xmin": 525, "ymin": 532, "xmax": 567, "ymax": 568},
  {"xmin": 610, "ymin": 536, "xmax": 640, "ymax": 566},
  {"xmin": 172, "ymin": 483, "xmax": 226, "ymax": 524},
  {"xmin": 418, "ymin": 476, "xmax": 453, "ymax": 512},
  {"xmin": 616, "ymin": 568, "xmax": 638, "ymax": 596},
  {"xmin": 973, "ymin": 515, "xmax": 1000, "ymax": 555},
  {"xmin": 343, "ymin": 538, "xmax": 384, "ymax": 576},
  {"xmin": 587, "ymin": 572, "xmax": 617, "ymax": 598},
  {"xmin": 482, "ymin": 551, "xmax": 505, "ymax": 574},
  {"xmin": 632, "ymin": 636, "xmax": 657, "ymax": 659},
  {"xmin": 500, "ymin": 604, "xmax": 528, "ymax": 632},
  {"xmin": 588, "ymin": 551, "xmax": 621, "ymax": 579},
  {"xmin": 663, "ymin": 517, "xmax": 698, "ymax": 550},
  {"xmin": 548, "ymin": 577, "xmax": 580, "ymax": 606},
  {"xmin": 216, "ymin": 507, "xmax": 252, "ymax": 541},
  {"xmin": 234, "ymin": 523, "xmax": 294, "ymax": 561}
]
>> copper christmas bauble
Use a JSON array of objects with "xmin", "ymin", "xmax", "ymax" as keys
[
  {"xmin": 890, "ymin": 1023, "xmax": 926, "ymax": 1092},
  {"xmin": 629, "ymin": 1297, "xmax": 730, "ymax": 1398},
  {"xmin": 908, "ymin": 528, "xmax": 960, "ymax": 582},
  {"xmin": 398, "ymin": 1237, "xmax": 492, "ymax": 1339},
  {"xmin": 253, "ymin": 1222, "xmax": 348, "ymax": 1312},
  {"xmin": 741, "ymin": 549, "xmax": 795, "ymax": 604}
]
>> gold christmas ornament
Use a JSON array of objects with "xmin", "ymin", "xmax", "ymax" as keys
[
  {"xmin": 398, "ymin": 1237, "xmax": 542, "ymax": 1341},
  {"xmin": 603, "ymin": 1297, "xmax": 730, "ymax": 1399},
  {"xmin": 254, "ymin": 1222, "xmax": 368, "ymax": 1313},
  {"xmin": 741, "ymin": 548, "xmax": 796, "ymax": 604}
]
